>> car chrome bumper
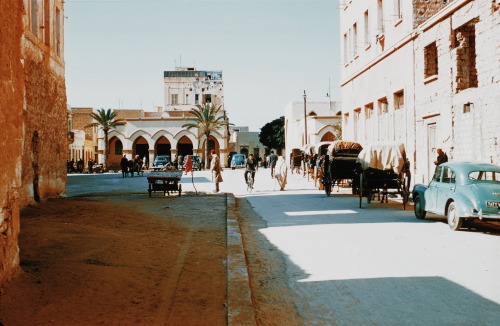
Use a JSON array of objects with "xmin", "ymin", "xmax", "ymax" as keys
[{"xmin": 470, "ymin": 209, "xmax": 500, "ymax": 220}]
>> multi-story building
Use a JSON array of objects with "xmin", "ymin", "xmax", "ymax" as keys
[
  {"xmin": 95, "ymin": 67, "xmax": 230, "ymax": 169},
  {"xmin": 340, "ymin": 0, "xmax": 499, "ymax": 184},
  {"xmin": 67, "ymin": 107, "xmax": 98, "ymax": 168},
  {"xmin": 0, "ymin": 0, "xmax": 67, "ymax": 283},
  {"xmin": 284, "ymin": 100, "xmax": 342, "ymax": 162}
]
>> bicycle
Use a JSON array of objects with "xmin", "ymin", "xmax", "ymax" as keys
[{"xmin": 246, "ymin": 169, "xmax": 255, "ymax": 193}]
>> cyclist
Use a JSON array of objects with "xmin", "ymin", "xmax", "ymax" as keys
[{"xmin": 244, "ymin": 154, "xmax": 257, "ymax": 187}]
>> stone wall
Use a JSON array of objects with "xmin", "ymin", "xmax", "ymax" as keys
[
  {"xmin": 1, "ymin": 0, "xmax": 67, "ymax": 284},
  {"xmin": 20, "ymin": 41, "xmax": 67, "ymax": 206},
  {"xmin": 412, "ymin": 0, "xmax": 455, "ymax": 28},
  {"xmin": 0, "ymin": 0, "xmax": 24, "ymax": 284},
  {"xmin": 413, "ymin": 0, "xmax": 499, "ymax": 183}
]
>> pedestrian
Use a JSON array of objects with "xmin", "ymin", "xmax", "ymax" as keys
[
  {"xmin": 184, "ymin": 154, "xmax": 193, "ymax": 175},
  {"xmin": 275, "ymin": 154, "xmax": 287, "ymax": 191},
  {"xmin": 434, "ymin": 148, "xmax": 448, "ymax": 166},
  {"xmin": 210, "ymin": 150, "xmax": 223, "ymax": 193},
  {"xmin": 120, "ymin": 155, "xmax": 128, "ymax": 178},
  {"xmin": 77, "ymin": 158, "xmax": 84, "ymax": 173},
  {"xmin": 177, "ymin": 154, "xmax": 183, "ymax": 170},
  {"xmin": 87, "ymin": 159, "xmax": 94, "ymax": 174},
  {"xmin": 268, "ymin": 151, "xmax": 277, "ymax": 178}
]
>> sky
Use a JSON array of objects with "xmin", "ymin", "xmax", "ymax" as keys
[{"xmin": 65, "ymin": 0, "xmax": 341, "ymax": 131}]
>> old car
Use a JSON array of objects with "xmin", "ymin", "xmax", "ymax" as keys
[
  {"xmin": 152, "ymin": 155, "xmax": 172, "ymax": 170},
  {"xmin": 230, "ymin": 154, "xmax": 246, "ymax": 169},
  {"xmin": 412, "ymin": 162, "xmax": 500, "ymax": 231}
]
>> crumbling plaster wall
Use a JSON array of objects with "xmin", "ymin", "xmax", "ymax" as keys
[
  {"xmin": 0, "ymin": 0, "xmax": 24, "ymax": 284},
  {"xmin": 413, "ymin": 0, "xmax": 456, "ymax": 28},
  {"xmin": 20, "ymin": 20, "xmax": 67, "ymax": 207},
  {"xmin": 413, "ymin": 0, "xmax": 500, "ymax": 184}
]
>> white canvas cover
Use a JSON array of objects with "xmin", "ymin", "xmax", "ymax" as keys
[{"xmin": 356, "ymin": 142, "xmax": 406, "ymax": 173}]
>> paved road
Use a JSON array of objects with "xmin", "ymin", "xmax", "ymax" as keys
[{"xmin": 67, "ymin": 169, "xmax": 500, "ymax": 325}]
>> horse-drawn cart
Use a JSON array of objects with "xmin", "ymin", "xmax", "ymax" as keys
[
  {"xmin": 321, "ymin": 141, "xmax": 363, "ymax": 196},
  {"xmin": 147, "ymin": 171, "xmax": 183, "ymax": 197},
  {"xmin": 356, "ymin": 142, "xmax": 411, "ymax": 209}
]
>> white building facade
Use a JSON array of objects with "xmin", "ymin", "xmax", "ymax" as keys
[
  {"xmin": 340, "ymin": 0, "xmax": 499, "ymax": 184},
  {"xmin": 95, "ymin": 67, "xmax": 230, "ymax": 169},
  {"xmin": 284, "ymin": 101, "xmax": 342, "ymax": 162}
]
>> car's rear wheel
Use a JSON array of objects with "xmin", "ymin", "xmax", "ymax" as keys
[
  {"xmin": 413, "ymin": 194, "xmax": 427, "ymax": 219},
  {"xmin": 447, "ymin": 202, "xmax": 463, "ymax": 231}
]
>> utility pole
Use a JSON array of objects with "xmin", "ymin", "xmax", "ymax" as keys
[{"xmin": 303, "ymin": 90, "xmax": 308, "ymax": 145}]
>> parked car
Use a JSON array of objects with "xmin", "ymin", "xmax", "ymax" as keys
[
  {"xmin": 412, "ymin": 162, "xmax": 500, "ymax": 231},
  {"xmin": 152, "ymin": 155, "xmax": 172, "ymax": 170},
  {"xmin": 230, "ymin": 154, "xmax": 246, "ymax": 169},
  {"xmin": 183, "ymin": 155, "xmax": 201, "ymax": 171}
]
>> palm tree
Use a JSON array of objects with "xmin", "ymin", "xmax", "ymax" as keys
[
  {"xmin": 182, "ymin": 103, "xmax": 231, "ymax": 169},
  {"xmin": 87, "ymin": 108, "xmax": 125, "ymax": 171}
]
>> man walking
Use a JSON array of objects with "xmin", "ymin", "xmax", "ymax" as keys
[
  {"xmin": 210, "ymin": 150, "xmax": 223, "ymax": 193},
  {"xmin": 268, "ymin": 151, "xmax": 277, "ymax": 178}
]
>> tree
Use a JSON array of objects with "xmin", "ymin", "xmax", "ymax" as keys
[
  {"xmin": 259, "ymin": 116, "xmax": 285, "ymax": 153},
  {"xmin": 182, "ymin": 103, "xmax": 231, "ymax": 169},
  {"xmin": 87, "ymin": 108, "xmax": 125, "ymax": 171}
]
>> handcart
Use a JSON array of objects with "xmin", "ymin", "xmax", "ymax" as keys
[
  {"xmin": 322, "ymin": 141, "xmax": 363, "ymax": 196},
  {"xmin": 147, "ymin": 171, "xmax": 183, "ymax": 197},
  {"xmin": 355, "ymin": 142, "xmax": 411, "ymax": 209}
]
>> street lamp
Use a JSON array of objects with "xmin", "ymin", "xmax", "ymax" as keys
[{"xmin": 303, "ymin": 90, "xmax": 308, "ymax": 145}]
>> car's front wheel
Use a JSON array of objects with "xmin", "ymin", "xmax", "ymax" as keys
[
  {"xmin": 447, "ymin": 201, "xmax": 463, "ymax": 231},
  {"xmin": 413, "ymin": 194, "xmax": 427, "ymax": 219}
]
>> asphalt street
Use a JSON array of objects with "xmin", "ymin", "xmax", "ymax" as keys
[{"xmin": 67, "ymin": 168, "xmax": 500, "ymax": 325}]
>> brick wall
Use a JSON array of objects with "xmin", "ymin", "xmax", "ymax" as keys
[{"xmin": 412, "ymin": 0, "xmax": 455, "ymax": 28}]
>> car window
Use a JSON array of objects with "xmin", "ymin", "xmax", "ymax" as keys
[
  {"xmin": 442, "ymin": 167, "xmax": 456, "ymax": 183},
  {"xmin": 469, "ymin": 171, "xmax": 499, "ymax": 181},
  {"xmin": 432, "ymin": 166, "xmax": 443, "ymax": 182}
]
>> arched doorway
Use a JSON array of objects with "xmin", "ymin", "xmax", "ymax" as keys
[
  {"xmin": 201, "ymin": 136, "xmax": 220, "ymax": 163},
  {"xmin": 108, "ymin": 137, "xmax": 123, "ymax": 169},
  {"xmin": 32, "ymin": 131, "xmax": 40, "ymax": 202},
  {"xmin": 133, "ymin": 136, "xmax": 149, "ymax": 159},
  {"xmin": 177, "ymin": 136, "xmax": 193, "ymax": 156},
  {"xmin": 321, "ymin": 131, "xmax": 335, "ymax": 142},
  {"xmin": 155, "ymin": 136, "xmax": 171, "ymax": 156},
  {"xmin": 240, "ymin": 147, "xmax": 249, "ymax": 156}
]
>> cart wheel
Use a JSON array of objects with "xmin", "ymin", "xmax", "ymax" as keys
[
  {"xmin": 178, "ymin": 184, "xmax": 182, "ymax": 197},
  {"xmin": 359, "ymin": 173, "xmax": 363, "ymax": 208},
  {"xmin": 402, "ymin": 184, "xmax": 408, "ymax": 210}
]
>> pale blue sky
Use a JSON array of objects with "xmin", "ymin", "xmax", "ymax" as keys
[{"xmin": 65, "ymin": 0, "xmax": 340, "ymax": 130}]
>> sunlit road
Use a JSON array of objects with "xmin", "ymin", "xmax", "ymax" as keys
[{"xmin": 67, "ymin": 168, "xmax": 500, "ymax": 325}]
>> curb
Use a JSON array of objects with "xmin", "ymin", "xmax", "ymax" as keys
[{"xmin": 226, "ymin": 194, "xmax": 257, "ymax": 326}]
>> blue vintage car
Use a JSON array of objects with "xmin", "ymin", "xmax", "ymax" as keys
[
  {"xmin": 230, "ymin": 154, "xmax": 246, "ymax": 169},
  {"xmin": 412, "ymin": 162, "xmax": 500, "ymax": 231}
]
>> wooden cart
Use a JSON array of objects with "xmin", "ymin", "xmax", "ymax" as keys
[
  {"xmin": 147, "ymin": 171, "xmax": 183, "ymax": 197},
  {"xmin": 355, "ymin": 142, "xmax": 411, "ymax": 209},
  {"xmin": 322, "ymin": 141, "xmax": 363, "ymax": 196}
]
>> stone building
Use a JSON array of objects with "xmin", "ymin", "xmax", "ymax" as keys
[
  {"xmin": 95, "ymin": 67, "xmax": 230, "ymax": 169},
  {"xmin": 340, "ymin": 0, "xmax": 499, "ymax": 184},
  {"xmin": 0, "ymin": 0, "xmax": 67, "ymax": 283},
  {"xmin": 67, "ymin": 107, "xmax": 98, "ymax": 169},
  {"xmin": 284, "ymin": 100, "xmax": 342, "ymax": 162},
  {"xmin": 229, "ymin": 126, "xmax": 266, "ymax": 161}
]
